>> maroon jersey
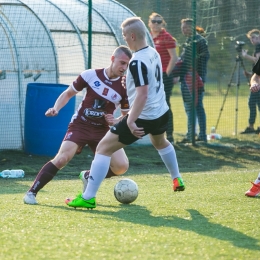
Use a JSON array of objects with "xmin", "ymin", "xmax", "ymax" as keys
[{"xmin": 70, "ymin": 68, "xmax": 129, "ymax": 130}]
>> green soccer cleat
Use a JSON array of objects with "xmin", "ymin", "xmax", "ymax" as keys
[
  {"xmin": 64, "ymin": 192, "xmax": 82, "ymax": 205},
  {"xmin": 67, "ymin": 196, "xmax": 96, "ymax": 209},
  {"xmin": 173, "ymin": 177, "xmax": 185, "ymax": 192}
]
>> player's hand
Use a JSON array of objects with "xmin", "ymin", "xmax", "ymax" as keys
[
  {"xmin": 127, "ymin": 121, "xmax": 145, "ymax": 139},
  {"xmin": 45, "ymin": 108, "xmax": 58, "ymax": 117},
  {"xmin": 250, "ymin": 83, "xmax": 260, "ymax": 93},
  {"xmin": 105, "ymin": 114, "xmax": 115, "ymax": 126}
]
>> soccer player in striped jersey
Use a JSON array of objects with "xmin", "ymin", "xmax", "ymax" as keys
[{"xmin": 67, "ymin": 17, "xmax": 185, "ymax": 209}]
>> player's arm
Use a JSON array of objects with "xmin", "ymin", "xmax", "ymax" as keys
[
  {"xmin": 105, "ymin": 110, "xmax": 129, "ymax": 126},
  {"xmin": 127, "ymin": 85, "xmax": 147, "ymax": 138},
  {"xmin": 126, "ymin": 60, "xmax": 148, "ymax": 138},
  {"xmin": 45, "ymin": 85, "xmax": 77, "ymax": 117},
  {"xmin": 128, "ymin": 86, "xmax": 147, "ymax": 122},
  {"xmin": 116, "ymin": 110, "xmax": 129, "ymax": 123}
]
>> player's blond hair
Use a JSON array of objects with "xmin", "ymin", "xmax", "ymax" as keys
[{"xmin": 121, "ymin": 17, "xmax": 146, "ymax": 40}]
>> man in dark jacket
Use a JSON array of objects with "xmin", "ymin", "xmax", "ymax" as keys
[{"xmin": 179, "ymin": 18, "xmax": 210, "ymax": 142}]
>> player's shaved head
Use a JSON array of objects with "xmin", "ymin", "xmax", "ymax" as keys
[
  {"xmin": 121, "ymin": 17, "xmax": 146, "ymax": 40},
  {"xmin": 113, "ymin": 45, "xmax": 132, "ymax": 59}
]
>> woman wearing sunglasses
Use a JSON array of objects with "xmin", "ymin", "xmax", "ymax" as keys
[{"xmin": 148, "ymin": 12, "xmax": 178, "ymax": 144}]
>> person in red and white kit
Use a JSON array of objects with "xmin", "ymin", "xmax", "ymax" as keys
[
  {"xmin": 245, "ymin": 57, "xmax": 260, "ymax": 197},
  {"xmin": 148, "ymin": 12, "xmax": 178, "ymax": 143},
  {"xmin": 23, "ymin": 45, "xmax": 132, "ymax": 205}
]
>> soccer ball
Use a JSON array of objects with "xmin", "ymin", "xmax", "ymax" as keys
[{"xmin": 114, "ymin": 178, "xmax": 138, "ymax": 204}]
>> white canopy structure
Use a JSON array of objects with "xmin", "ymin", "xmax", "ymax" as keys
[{"xmin": 0, "ymin": 0, "xmax": 153, "ymax": 150}]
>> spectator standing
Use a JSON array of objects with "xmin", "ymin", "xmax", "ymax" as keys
[
  {"xmin": 148, "ymin": 12, "xmax": 178, "ymax": 143},
  {"xmin": 179, "ymin": 18, "xmax": 209, "ymax": 142},
  {"xmin": 240, "ymin": 29, "xmax": 260, "ymax": 134}
]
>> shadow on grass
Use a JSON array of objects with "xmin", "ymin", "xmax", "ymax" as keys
[
  {"xmin": 38, "ymin": 203, "xmax": 260, "ymax": 251},
  {"xmin": 69, "ymin": 204, "xmax": 260, "ymax": 251}
]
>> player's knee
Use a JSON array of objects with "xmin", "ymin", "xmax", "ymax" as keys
[
  {"xmin": 52, "ymin": 154, "xmax": 71, "ymax": 169},
  {"xmin": 111, "ymin": 161, "xmax": 129, "ymax": 175},
  {"xmin": 151, "ymin": 136, "xmax": 169, "ymax": 150}
]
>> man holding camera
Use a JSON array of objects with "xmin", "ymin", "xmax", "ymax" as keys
[{"xmin": 240, "ymin": 29, "xmax": 260, "ymax": 134}]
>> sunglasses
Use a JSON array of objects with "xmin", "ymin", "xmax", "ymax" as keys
[{"xmin": 151, "ymin": 20, "xmax": 163, "ymax": 24}]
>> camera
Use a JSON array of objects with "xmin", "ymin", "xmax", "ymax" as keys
[{"xmin": 235, "ymin": 41, "xmax": 245, "ymax": 52}]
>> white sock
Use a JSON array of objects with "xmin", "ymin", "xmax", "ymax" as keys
[
  {"xmin": 157, "ymin": 144, "xmax": 181, "ymax": 179},
  {"xmin": 82, "ymin": 154, "xmax": 111, "ymax": 200},
  {"xmin": 254, "ymin": 173, "xmax": 260, "ymax": 184}
]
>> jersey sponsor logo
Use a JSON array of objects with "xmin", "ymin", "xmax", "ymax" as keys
[
  {"xmin": 132, "ymin": 62, "xmax": 136, "ymax": 66},
  {"xmin": 92, "ymin": 81, "xmax": 101, "ymax": 89},
  {"xmin": 111, "ymin": 93, "xmax": 118, "ymax": 100},
  {"xmin": 102, "ymin": 87, "xmax": 109, "ymax": 96},
  {"xmin": 104, "ymin": 79, "xmax": 112, "ymax": 85},
  {"xmin": 83, "ymin": 108, "xmax": 105, "ymax": 118}
]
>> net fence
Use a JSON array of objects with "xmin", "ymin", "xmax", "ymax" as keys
[{"xmin": 1, "ymin": 0, "xmax": 260, "ymax": 151}]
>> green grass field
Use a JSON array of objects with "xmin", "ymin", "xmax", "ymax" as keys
[
  {"xmin": 1, "ymin": 84, "xmax": 260, "ymax": 259},
  {"xmin": 1, "ymin": 141, "xmax": 260, "ymax": 260}
]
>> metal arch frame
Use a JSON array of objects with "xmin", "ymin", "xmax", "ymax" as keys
[
  {"xmin": 0, "ymin": 16, "xmax": 24, "ymax": 148},
  {"xmin": 109, "ymin": 0, "xmax": 155, "ymax": 48},
  {"xmin": 45, "ymin": 0, "xmax": 88, "ymax": 70},
  {"xmin": 18, "ymin": 0, "xmax": 59, "ymax": 82},
  {"xmin": 77, "ymin": 0, "xmax": 121, "ymax": 46}
]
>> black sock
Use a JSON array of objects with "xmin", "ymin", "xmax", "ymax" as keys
[{"xmin": 28, "ymin": 161, "xmax": 59, "ymax": 195}]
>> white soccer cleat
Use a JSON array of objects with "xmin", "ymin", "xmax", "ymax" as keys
[{"xmin": 23, "ymin": 191, "xmax": 38, "ymax": 205}]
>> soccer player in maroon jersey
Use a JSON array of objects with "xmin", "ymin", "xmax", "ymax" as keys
[{"xmin": 23, "ymin": 45, "xmax": 132, "ymax": 205}]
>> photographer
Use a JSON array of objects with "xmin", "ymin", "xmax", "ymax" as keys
[{"xmin": 240, "ymin": 29, "xmax": 260, "ymax": 134}]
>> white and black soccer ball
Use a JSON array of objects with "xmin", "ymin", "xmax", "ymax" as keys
[{"xmin": 114, "ymin": 178, "xmax": 138, "ymax": 204}]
